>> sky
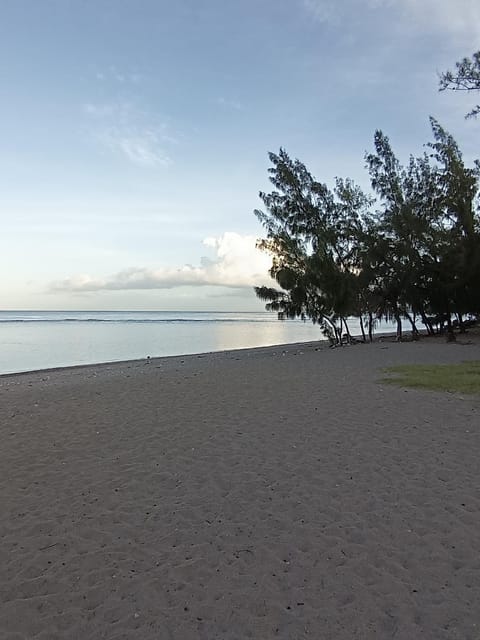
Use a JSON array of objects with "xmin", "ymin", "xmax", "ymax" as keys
[{"xmin": 0, "ymin": 0, "xmax": 479, "ymax": 311}]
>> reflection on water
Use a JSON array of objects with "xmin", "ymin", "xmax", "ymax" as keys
[
  {"xmin": 0, "ymin": 311, "xmax": 397, "ymax": 375},
  {"xmin": 211, "ymin": 318, "xmax": 321, "ymax": 352},
  {"xmin": 0, "ymin": 314, "xmax": 324, "ymax": 375}
]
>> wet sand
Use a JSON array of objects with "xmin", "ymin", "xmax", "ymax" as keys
[{"xmin": 1, "ymin": 338, "xmax": 479, "ymax": 639}]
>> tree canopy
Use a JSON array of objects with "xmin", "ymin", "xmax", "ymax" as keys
[
  {"xmin": 439, "ymin": 50, "xmax": 480, "ymax": 118},
  {"xmin": 254, "ymin": 119, "xmax": 480, "ymax": 344}
]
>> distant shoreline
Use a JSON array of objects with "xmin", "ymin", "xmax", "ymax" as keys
[
  {"xmin": 0, "ymin": 339, "xmax": 328, "ymax": 380},
  {"xmin": 3, "ymin": 324, "xmax": 476, "ymax": 381},
  {"xmin": 2, "ymin": 308, "xmax": 476, "ymax": 377},
  {"xmin": 0, "ymin": 310, "xmax": 327, "ymax": 376}
]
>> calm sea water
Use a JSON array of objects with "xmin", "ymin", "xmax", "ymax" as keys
[{"xmin": 0, "ymin": 310, "xmax": 332, "ymax": 375}]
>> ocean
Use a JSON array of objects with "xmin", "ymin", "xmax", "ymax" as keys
[{"xmin": 0, "ymin": 310, "xmax": 333, "ymax": 375}]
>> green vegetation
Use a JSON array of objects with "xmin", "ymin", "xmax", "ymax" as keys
[
  {"xmin": 439, "ymin": 50, "xmax": 480, "ymax": 118},
  {"xmin": 254, "ymin": 118, "xmax": 480, "ymax": 345},
  {"xmin": 383, "ymin": 361, "xmax": 480, "ymax": 395}
]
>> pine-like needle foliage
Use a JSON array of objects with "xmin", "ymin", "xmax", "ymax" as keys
[{"xmin": 254, "ymin": 120, "xmax": 480, "ymax": 343}]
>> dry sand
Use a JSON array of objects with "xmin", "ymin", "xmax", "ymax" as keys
[{"xmin": 1, "ymin": 338, "xmax": 480, "ymax": 639}]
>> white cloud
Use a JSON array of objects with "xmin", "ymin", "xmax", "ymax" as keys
[
  {"xmin": 302, "ymin": 0, "xmax": 338, "ymax": 23},
  {"xmin": 100, "ymin": 128, "xmax": 172, "ymax": 167},
  {"xmin": 50, "ymin": 233, "xmax": 275, "ymax": 292},
  {"xmin": 94, "ymin": 66, "xmax": 143, "ymax": 84},
  {"xmin": 83, "ymin": 102, "xmax": 175, "ymax": 167},
  {"xmin": 302, "ymin": 0, "xmax": 480, "ymax": 40},
  {"xmin": 217, "ymin": 97, "xmax": 244, "ymax": 111},
  {"xmin": 393, "ymin": 0, "xmax": 480, "ymax": 41},
  {"xmin": 83, "ymin": 103, "xmax": 116, "ymax": 117}
]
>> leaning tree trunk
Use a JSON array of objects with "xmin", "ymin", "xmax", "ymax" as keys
[
  {"xmin": 420, "ymin": 309, "xmax": 434, "ymax": 335},
  {"xmin": 405, "ymin": 311, "xmax": 419, "ymax": 339},
  {"xmin": 323, "ymin": 316, "xmax": 341, "ymax": 346},
  {"xmin": 342, "ymin": 317, "xmax": 352, "ymax": 344},
  {"xmin": 359, "ymin": 315, "xmax": 367, "ymax": 343}
]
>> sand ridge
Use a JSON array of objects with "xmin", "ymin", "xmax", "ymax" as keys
[{"xmin": 1, "ymin": 339, "xmax": 480, "ymax": 639}]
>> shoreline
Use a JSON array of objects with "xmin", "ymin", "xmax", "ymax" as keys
[
  {"xmin": 0, "ymin": 339, "xmax": 328, "ymax": 380},
  {"xmin": 0, "ymin": 324, "xmax": 413, "ymax": 379},
  {"xmin": 1, "ymin": 324, "xmax": 473, "ymax": 380},
  {"xmin": 0, "ymin": 309, "xmax": 329, "ymax": 378}
]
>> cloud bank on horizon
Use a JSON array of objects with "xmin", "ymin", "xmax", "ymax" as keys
[{"xmin": 51, "ymin": 233, "xmax": 275, "ymax": 293}]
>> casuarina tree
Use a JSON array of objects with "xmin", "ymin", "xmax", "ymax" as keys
[{"xmin": 439, "ymin": 50, "xmax": 480, "ymax": 118}]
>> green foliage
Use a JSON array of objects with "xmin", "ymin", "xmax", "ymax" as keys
[
  {"xmin": 254, "ymin": 149, "xmax": 373, "ymax": 343},
  {"xmin": 383, "ymin": 361, "xmax": 480, "ymax": 395},
  {"xmin": 365, "ymin": 118, "xmax": 480, "ymax": 335},
  {"xmin": 254, "ymin": 120, "xmax": 480, "ymax": 343},
  {"xmin": 439, "ymin": 50, "xmax": 480, "ymax": 118}
]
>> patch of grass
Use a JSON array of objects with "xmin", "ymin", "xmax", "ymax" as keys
[{"xmin": 383, "ymin": 361, "xmax": 480, "ymax": 395}]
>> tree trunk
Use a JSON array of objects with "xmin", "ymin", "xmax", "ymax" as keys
[
  {"xmin": 342, "ymin": 317, "xmax": 352, "ymax": 343},
  {"xmin": 446, "ymin": 313, "xmax": 456, "ymax": 342},
  {"xmin": 368, "ymin": 312, "xmax": 374, "ymax": 342},
  {"xmin": 420, "ymin": 309, "xmax": 434, "ymax": 335},
  {"xmin": 335, "ymin": 324, "xmax": 342, "ymax": 346},
  {"xmin": 323, "ymin": 316, "xmax": 339, "ymax": 346},
  {"xmin": 405, "ymin": 311, "xmax": 419, "ymax": 339},
  {"xmin": 339, "ymin": 321, "xmax": 345, "ymax": 345},
  {"xmin": 359, "ymin": 315, "xmax": 366, "ymax": 343},
  {"xmin": 395, "ymin": 313, "xmax": 403, "ymax": 341}
]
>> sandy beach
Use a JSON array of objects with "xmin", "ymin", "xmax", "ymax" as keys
[{"xmin": 1, "ymin": 338, "xmax": 480, "ymax": 639}]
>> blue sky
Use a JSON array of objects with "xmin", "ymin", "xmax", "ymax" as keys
[{"xmin": 0, "ymin": 0, "xmax": 478, "ymax": 310}]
